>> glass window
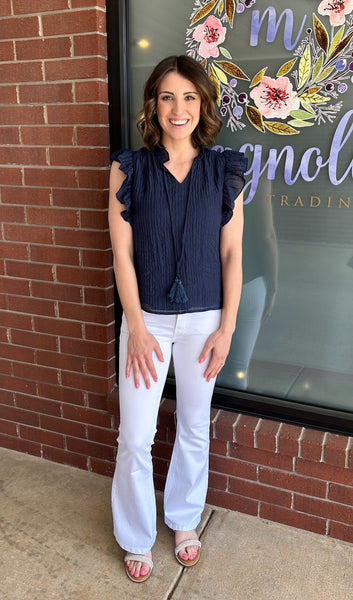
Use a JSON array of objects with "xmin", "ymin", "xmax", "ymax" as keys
[{"xmin": 122, "ymin": 0, "xmax": 353, "ymax": 414}]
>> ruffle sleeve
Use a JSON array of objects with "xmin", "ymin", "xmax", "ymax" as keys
[
  {"xmin": 221, "ymin": 150, "xmax": 248, "ymax": 226},
  {"xmin": 110, "ymin": 149, "xmax": 134, "ymax": 223}
]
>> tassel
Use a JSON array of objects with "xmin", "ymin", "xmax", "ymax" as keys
[{"xmin": 168, "ymin": 276, "xmax": 188, "ymax": 304}]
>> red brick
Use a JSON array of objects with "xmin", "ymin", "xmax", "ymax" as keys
[
  {"xmin": 20, "ymin": 83, "xmax": 73, "ymax": 107},
  {"xmin": 31, "ymin": 281, "xmax": 81, "ymax": 302},
  {"xmin": 278, "ymin": 424, "xmax": 303, "ymax": 457},
  {"xmin": 87, "ymin": 425, "xmax": 116, "ymax": 446},
  {"xmin": 206, "ymin": 489, "xmax": 259, "ymax": 516},
  {"xmin": 0, "ymin": 358, "xmax": 12, "ymax": 375},
  {"xmin": 55, "ymin": 229, "xmax": 109, "ymax": 250},
  {"xmin": 0, "ymin": 373, "xmax": 37, "ymax": 396},
  {"xmin": 0, "ymin": 40, "xmax": 14, "ymax": 61},
  {"xmin": 1, "ymin": 403, "xmax": 39, "ymax": 427},
  {"xmin": 0, "ymin": 419, "xmax": 18, "ymax": 436},
  {"xmin": 61, "ymin": 337, "xmax": 111, "ymax": 360},
  {"xmin": 0, "ymin": 341, "xmax": 34, "ymax": 363},
  {"xmin": 21, "ymin": 125, "xmax": 74, "ymax": 145},
  {"xmin": 209, "ymin": 438, "xmax": 228, "ymax": 456},
  {"xmin": 301, "ymin": 428, "xmax": 325, "ymax": 461},
  {"xmin": 90, "ymin": 458, "xmax": 115, "ymax": 478},
  {"xmin": 330, "ymin": 521, "xmax": 353, "ymax": 544},
  {"xmin": 1, "ymin": 126, "xmax": 20, "ymax": 144},
  {"xmin": 73, "ymin": 33, "xmax": 106, "ymax": 57},
  {"xmin": 4, "ymin": 224, "xmax": 53, "ymax": 245},
  {"xmin": 50, "ymin": 146, "xmax": 109, "ymax": 167},
  {"xmin": 47, "ymin": 103, "xmax": 108, "ymax": 125},
  {"xmin": 42, "ymin": 9, "xmax": 104, "ymax": 36},
  {"xmin": 235, "ymin": 414, "xmax": 260, "ymax": 447},
  {"xmin": 13, "ymin": 0, "xmax": 68, "ymax": 13},
  {"xmin": 0, "ymin": 242, "xmax": 29, "ymax": 261},
  {"xmin": 30, "ymin": 246, "xmax": 80, "ymax": 267},
  {"xmin": 1, "ymin": 85, "xmax": 17, "ymax": 104},
  {"xmin": 0, "ymin": 276, "xmax": 30, "ymax": 295},
  {"xmin": 82, "ymin": 250, "xmax": 113, "ymax": 270},
  {"xmin": 86, "ymin": 357, "xmax": 115, "ymax": 378},
  {"xmin": 153, "ymin": 456, "xmax": 169, "ymax": 476},
  {"xmin": 43, "ymin": 445, "xmax": 88, "ymax": 470},
  {"xmin": 209, "ymin": 454, "xmax": 258, "ymax": 480},
  {"xmin": 16, "ymin": 393, "xmax": 61, "ymax": 417},
  {"xmin": 0, "ymin": 204, "xmax": 25, "ymax": 223},
  {"xmin": 76, "ymin": 81, "xmax": 108, "ymax": 104},
  {"xmin": 77, "ymin": 168, "xmax": 110, "ymax": 189},
  {"xmin": 11, "ymin": 329, "xmax": 58, "ymax": 352},
  {"xmin": 230, "ymin": 478, "xmax": 292, "ymax": 507},
  {"xmin": 0, "ymin": 62, "xmax": 43, "ymax": 84},
  {"xmin": 209, "ymin": 471, "xmax": 228, "ymax": 491},
  {"xmin": 257, "ymin": 419, "xmax": 280, "ymax": 452},
  {"xmin": 24, "ymin": 167, "xmax": 77, "ymax": 188},
  {"xmin": 329, "ymin": 483, "xmax": 353, "ymax": 506},
  {"xmin": 13, "ymin": 362, "xmax": 59, "ymax": 385},
  {"xmin": 295, "ymin": 494, "xmax": 353, "ymax": 525},
  {"xmin": 260, "ymin": 503, "xmax": 327, "ymax": 536},
  {"xmin": 0, "ymin": 16, "xmax": 39, "ymax": 40},
  {"xmin": 84, "ymin": 285, "xmax": 114, "ymax": 306},
  {"xmin": 76, "ymin": 124, "xmax": 109, "ymax": 145},
  {"xmin": 0, "ymin": 310, "xmax": 32, "ymax": 331},
  {"xmin": 1, "ymin": 187, "xmax": 51, "ymax": 206},
  {"xmin": 40, "ymin": 414, "xmax": 86, "ymax": 438},
  {"xmin": 8, "ymin": 296, "xmax": 56, "ymax": 317},
  {"xmin": 83, "ymin": 323, "xmax": 112, "ymax": 342},
  {"xmin": 259, "ymin": 467, "xmax": 327, "ymax": 498},
  {"xmin": 34, "ymin": 316, "xmax": 82, "ymax": 338},
  {"xmin": 66, "ymin": 437, "xmax": 115, "ymax": 461},
  {"xmin": 0, "ymin": 389, "xmax": 14, "ymax": 405},
  {"xmin": 296, "ymin": 457, "xmax": 353, "ymax": 486},
  {"xmin": 230, "ymin": 443, "xmax": 294, "ymax": 471},
  {"xmin": 213, "ymin": 410, "xmax": 238, "ymax": 441},
  {"xmin": 158, "ymin": 398, "xmax": 176, "ymax": 428},
  {"xmin": 152, "ymin": 441, "xmax": 173, "ymax": 462},
  {"xmin": 0, "ymin": 433, "xmax": 41, "ymax": 456},
  {"xmin": 16, "ymin": 37, "xmax": 71, "ymax": 61},
  {"xmin": 0, "ymin": 146, "xmax": 47, "ymax": 166},
  {"xmin": 6, "ymin": 260, "xmax": 54, "ymax": 281},
  {"xmin": 324, "ymin": 433, "xmax": 349, "ymax": 468},
  {"xmin": 37, "ymin": 350, "xmax": 84, "ymax": 372},
  {"xmin": 27, "ymin": 207, "xmax": 79, "ymax": 228},
  {"xmin": 62, "ymin": 403, "xmax": 111, "ymax": 428},
  {"xmin": 80, "ymin": 209, "xmax": 108, "ymax": 230},
  {"xmin": 59, "ymin": 302, "xmax": 112, "ymax": 325},
  {"xmin": 37, "ymin": 383, "xmax": 85, "ymax": 405},
  {"xmin": 53, "ymin": 188, "xmax": 106, "ymax": 209},
  {"xmin": 19, "ymin": 425, "xmax": 65, "ymax": 448},
  {"xmin": 0, "ymin": 169, "xmax": 23, "ymax": 186},
  {"xmin": 71, "ymin": 0, "xmax": 105, "ymax": 7},
  {"xmin": 46, "ymin": 56, "xmax": 107, "ymax": 82},
  {"xmin": 0, "ymin": 1, "xmax": 11, "ymax": 16}
]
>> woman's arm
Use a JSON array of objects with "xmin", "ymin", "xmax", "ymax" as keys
[
  {"xmin": 108, "ymin": 161, "xmax": 164, "ymax": 389},
  {"xmin": 199, "ymin": 193, "xmax": 244, "ymax": 381}
]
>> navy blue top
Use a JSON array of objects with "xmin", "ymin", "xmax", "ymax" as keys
[{"xmin": 111, "ymin": 145, "xmax": 247, "ymax": 314}]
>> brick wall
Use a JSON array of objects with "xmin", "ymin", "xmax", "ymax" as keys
[
  {"xmin": 1, "ymin": 1, "xmax": 352, "ymax": 547},
  {"xmin": 0, "ymin": 1, "xmax": 115, "ymax": 466}
]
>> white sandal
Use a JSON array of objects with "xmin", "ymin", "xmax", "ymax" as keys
[
  {"xmin": 175, "ymin": 539, "xmax": 201, "ymax": 567},
  {"xmin": 124, "ymin": 553, "xmax": 153, "ymax": 582}
]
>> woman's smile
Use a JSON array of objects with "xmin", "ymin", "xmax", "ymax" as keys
[{"xmin": 156, "ymin": 71, "xmax": 201, "ymax": 142}]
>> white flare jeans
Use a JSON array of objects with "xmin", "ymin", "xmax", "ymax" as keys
[{"xmin": 111, "ymin": 309, "xmax": 221, "ymax": 554}]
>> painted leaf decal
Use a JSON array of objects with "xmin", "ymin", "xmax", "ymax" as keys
[
  {"xmin": 299, "ymin": 91, "xmax": 330, "ymax": 103},
  {"xmin": 276, "ymin": 58, "xmax": 297, "ymax": 77},
  {"xmin": 264, "ymin": 121, "xmax": 299, "ymax": 135},
  {"xmin": 300, "ymin": 101, "xmax": 315, "ymax": 114},
  {"xmin": 306, "ymin": 86, "xmax": 322, "ymax": 94},
  {"xmin": 327, "ymin": 25, "xmax": 344, "ymax": 58},
  {"xmin": 328, "ymin": 31, "xmax": 353, "ymax": 63},
  {"xmin": 218, "ymin": 0, "xmax": 224, "ymax": 16},
  {"xmin": 311, "ymin": 53, "xmax": 324, "ymax": 83},
  {"xmin": 226, "ymin": 0, "xmax": 235, "ymax": 27},
  {"xmin": 213, "ymin": 64, "xmax": 228, "ymax": 84},
  {"xmin": 209, "ymin": 66, "xmax": 221, "ymax": 104},
  {"xmin": 246, "ymin": 105, "xmax": 265, "ymax": 132},
  {"xmin": 200, "ymin": 59, "xmax": 207, "ymax": 70},
  {"xmin": 313, "ymin": 14, "xmax": 329, "ymax": 53},
  {"xmin": 220, "ymin": 46, "xmax": 232, "ymax": 59},
  {"xmin": 191, "ymin": 0, "xmax": 218, "ymax": 25},
  {"xmin": 298, "ymin": 44, "xmax": 311, "ymax": 89},
  {"xmin": 250, "ymin": 67, "xmax": 268, "ymax": 88},
  {"xmin": 316, "ymin": 66, "xmax": 334, "ymax": 83},
  {"xmin": 216, "ymin": 61, "xmax": 249, "ymax": 80},
  {"xmin": 289, "ymin": 109, "xmax": 315, "ymax": 121},
  {"xmin": 288, "ymin": 119, "xmax": 314, "ymax": 127}
]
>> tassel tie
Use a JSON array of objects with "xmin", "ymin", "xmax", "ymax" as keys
[{"xmin": 168, "ymin": 276, "xmax": 188, "ymax": 304}]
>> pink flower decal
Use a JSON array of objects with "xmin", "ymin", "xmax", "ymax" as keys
[
  {"xmin": 318, "ymin": 0, "xmax": 353, "ymax": 26},
  {"xmin": 193, "ymin": 16, "xmax": 226, "ymax": 58},
  {"xmin": 249, "ymin": 76, "xmax": 300, "ymax": 119}
]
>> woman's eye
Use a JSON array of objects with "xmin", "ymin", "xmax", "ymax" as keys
[
  {"xmin": 161, "ymin": 95, "xmax": 173, "ymax": 101},
  {"xmin": 185, "ymin": 95, "xmax": 197, "ymax": 101}
]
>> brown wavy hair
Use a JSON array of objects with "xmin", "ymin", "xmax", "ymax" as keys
[{"xmin": 136, "ymin": 55, "xmax": 222, "ymax": 150}]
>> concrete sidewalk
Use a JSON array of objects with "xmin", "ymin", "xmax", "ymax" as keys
[{"xmin": 1, "ymin": 446, "xmax": 352, "ymax": 600}]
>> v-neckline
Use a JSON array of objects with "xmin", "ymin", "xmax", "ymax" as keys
[{"xmin": 154, "ymin": 144, "xmax": 202, "ymax": 185}]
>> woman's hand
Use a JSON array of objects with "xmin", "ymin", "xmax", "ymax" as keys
[
  {"xmin": 199, "ymin": 328, "xmax": 233, "ymax": 382},
  {"xmin": 126, "ymin": 328, "xmax": 164, "ymax": 389}
]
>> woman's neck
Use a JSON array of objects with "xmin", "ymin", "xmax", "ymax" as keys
[{"xmin": 161, "ymin": 136, "xmax": 199, "ymax": 163}]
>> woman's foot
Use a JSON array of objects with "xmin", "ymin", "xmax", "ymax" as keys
[
  {"xmin": 125, "ymin": 551, "xmax": 153, "ymax": 580},
  {"xmin": 175, "ymin": 530, "xmax": 200, "ymax": 563}
]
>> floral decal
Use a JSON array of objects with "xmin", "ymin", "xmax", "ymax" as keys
[
  {"xmin": 186, "ymin": 0, "xmax": 353, "ymax": 135},
  {"xmin": 193, "ymin": 15, "xmax": 226, "ymax": 57}
]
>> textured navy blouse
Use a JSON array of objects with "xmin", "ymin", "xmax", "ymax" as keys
[{"xmin": 111, "ymin": 145, "xmax": 247, "ymax": 314}]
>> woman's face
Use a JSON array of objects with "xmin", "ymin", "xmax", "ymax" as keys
[{"xmin": 156, "ymin": 71, "xmax": 201, "ymax": 145}]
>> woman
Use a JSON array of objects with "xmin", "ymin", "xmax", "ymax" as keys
[{"xmin": 109, "ymin": 55, "xmax": 247, "ymax": 582}]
